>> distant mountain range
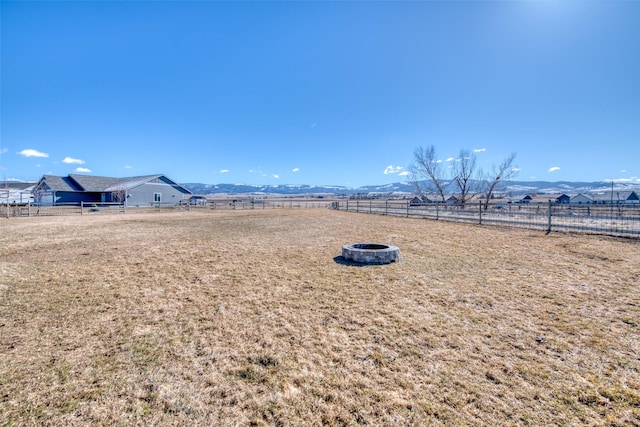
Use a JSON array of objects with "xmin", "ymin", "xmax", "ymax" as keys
[{"xmin": 182, "ymin": 180, "xmax": 640, "ymax": 196}]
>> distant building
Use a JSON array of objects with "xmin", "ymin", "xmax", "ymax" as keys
[
  {"xmin": 0, "ymin": 182, "xmax": 35, "ymax": 205},
  {"xmin": 509, "ymin": 194, "xmax": 533, "ymax": 204},
  {"xmin": 33, "ymin": 174, "xmax": 192, "ymax": 206},
  {"xmin": 591, "ymin": 191, "xmax": 639, "ymax": 204},
  {"xmin": 409, "ymin": 195, "xmax": 433, "ymax": 206},
  {"xmin": 571, "ymin": 194, "xmax": 594, "ymax": 204},
  {"xmin": 188, "ymin": 195, "xmax": 208, "ymax": 206}
]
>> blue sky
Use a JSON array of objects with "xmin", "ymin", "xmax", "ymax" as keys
[{"xmin": 1, "ymin": 1, "xmax": 639, "ymax": 187}]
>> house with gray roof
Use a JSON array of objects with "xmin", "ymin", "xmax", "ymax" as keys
[
  {"xmin": 33, "ymin": 174, "xmax": 192, "ymax": 206},
  {"xmin": 591, "ymin": 191, "xmax": 639, "ymax": 205},
  {"xmin": 0, "ymin": 182, "xmax": 36, "ymax": 205},
  {"xmin": 571, "ymin": 193, "xmax": 594, "ymax": 204}
]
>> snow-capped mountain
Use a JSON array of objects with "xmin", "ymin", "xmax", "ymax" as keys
[{"xmin": 182, "ymin": 180, "xmax": 640, "ymax": 196}]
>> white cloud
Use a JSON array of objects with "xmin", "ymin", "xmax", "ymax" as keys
[
  {"xmin": 548, "ymin": 166, "xmax": 561, "ymax": 172},
  {"xmin": 435, "ymin": 159, "xmax": 442, "ymax": 163},
  {"xmin": 19, "ymin": 149, "xmax": 49, "ymax": 158},
  {"xmin": 621, "ymin": 169, "xmax": 627, "ymax": 173},
  {"xmin": 220, "ymin": 169, "xmax": 230, "ymax": 174},
  {"xmin": 446, "ymin": 157, "xmax": 455, "ymax": 162},
  {"xmin": 125, "ymin": 165, "xmax": 133, "ymax": 169},
  {"xmin": 62, "ymin": 157, "xmax": 85, "ymax": 164},
  {"xmin": 512, "ymin": 167, "xmax": 521, "ymax": 172},
  {"xmin": 0, "ymin": 148, "xmax": 8, "ymax": 155},
  {"xmin": 384, "ymin": 165, "xmax": 403, "ymax": 175},
  {"xmin": 398, "ymin": 171, "xmax": 410, "ymax": 176},
  {"xmin": 473, "ymin": 148, "xmax": 486, "ymax": 153},
  {"xmin": 75, "ymin": 167, "xmax": 92, "ymax": 173},
  {"xmin": 272, "ymin": 174, "xmax": 280, "ymax": 179},
  {"xmin": 292, "ymin": 167, "xmax": 300, "ymax": 173}
]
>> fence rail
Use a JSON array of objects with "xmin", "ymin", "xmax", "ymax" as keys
[
  {"xmin": 331, "ymin": 200, "xmax": 640, "ymax": 238},
  {"xmin": 5, "ymin": 198, "xmax": 639, "ymax": 238},
  {"xmin": 1, "ymin": 199, "xmax": 332, "ymax": 218}
]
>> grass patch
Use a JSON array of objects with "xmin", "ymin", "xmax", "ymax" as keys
[{"xmin": 1, "ymin": 209, "xmax": 639, "ymax": 425}]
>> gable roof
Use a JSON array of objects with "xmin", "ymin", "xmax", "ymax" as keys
[
  {"xmin": 571, "ymin": 193, "xmax": 594, "ymax": 201},
  {"xmin": 0, "ymin": 181, "xmax": 36, "ymax": 190},
  {"xmin": 35, "ymin": 174, "xmax": 192, "ymax": 194},
  {"xmin": 35, "ymin": 175, "xmax": 84, "ymax": 192},
  {"xmin": 592, "ymin": 191, "xmax": 639, "ymax": 202},
  {"xmin": 68, "ymin": 174, "xmax": 123, "ymax": 192}
]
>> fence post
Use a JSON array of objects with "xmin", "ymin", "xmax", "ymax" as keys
[
  {"xmin": 436, "ymin": 202, "xmax": 439, "ymax": 220},
  {"xmin": 406, "ymin": 201, "xmax": 409, "ymax": 217},
  {"xmin": 28, "ymin": 202, "xmax": 31, "ymax": 217},
  {"xmin": 547, "ymin": 200, "xmax": 552, "ymax": 234},
  {"xmin": 81, "ymin": 201, "xmax": 84, "ymax": 215},
  {"xmin": 369, "ymin": 200, "xmax": 372, "ymax": 214},
  {"xmin": 479, "ymin": 201, "xmax": 482, "ymax": 225},
  {"xmin": 385, "ymin": 200, "xmax": 388, "ymax": 215},
  {"xmin": 356, "ymin": 200, "xmax": 359, "ymax": 213}
]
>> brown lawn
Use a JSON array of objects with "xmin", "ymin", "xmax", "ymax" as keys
[{"xmin": 1, "ymin": 209, "xmax": 638, "ymax": 426}]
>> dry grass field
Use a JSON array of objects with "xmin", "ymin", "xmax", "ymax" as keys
[{"xmin": 1, "ymin": 209, "xmax": 638, "ymax": 426}]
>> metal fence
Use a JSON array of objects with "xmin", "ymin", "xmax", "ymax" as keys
[
  {"xmin": 331, "ymin": 200, "xmax": 640, "ymax": 238},
  {"xmin": 202, "ymin": 199, "xmax": 331, "ymax": 210},
  {"xmin": 1, "ymin": 199, "xmax": 331, "ymax": 218},
  {"xmin": 5, "ymin": 198, "xmax": 638, "ymax": 238}
]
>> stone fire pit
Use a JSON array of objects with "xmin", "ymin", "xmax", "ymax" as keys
[{"xmin": 342, "ymin": 243, "xmax": 400, "ymax": 265}]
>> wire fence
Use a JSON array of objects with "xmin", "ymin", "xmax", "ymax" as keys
[
  {"xmin": 4, "ymin": 198, "xmax": 639, "ymax": 238},
  {"xmin": 0, "ymin": 199, "xmax": 331, "ymax": 218},
  {"xmin": 330, "ymin": 200, "xmax": 640, "ymax": 239}
]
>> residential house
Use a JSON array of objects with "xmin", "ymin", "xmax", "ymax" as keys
[
  {"xmin": 571, "ymin": 194, "xmax": 594, "ymax": 204},
  {"xmin": 509, "ymin": 194, "xmax": 533, "ymax": 204},
  {"xmin": 409, "ymin": 195, "xmax": 433, "ymax": 206},
  {"xmin": 591, "ymin": 191, "xmax": 639, "ymax": 205},
  {"xmin": 188, "ymin": 195, "xmax": 208, "ymax": 206},
  {"xmin": 0, "ymin": 182, "xmax": 35, "ymax": 205},
  {"xmin": 33, "ymin": 174, "xmax": 192, "ymax": 206}
]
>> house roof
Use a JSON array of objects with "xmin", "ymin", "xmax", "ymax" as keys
[
  {"xmin": 69, "ymin": 174, "xmax": 124, "ymax": 192},
  {"xmin": 35, "ymin": 174, "xmax": 192, "ymax": 194},
  {"xmin": 36, "ymin": 175, "xmax": 84, "ymax": 192},
  {"xmin": 0, "ymin": 181, "xmax": 36, "ymax": 190},
  {"xmin": 591, "ymin": 191, "xmax": 638, "ymax": 202},
  {"xmin": 571, "ymin": 193, "xmax": 594, "ymax": 201}
]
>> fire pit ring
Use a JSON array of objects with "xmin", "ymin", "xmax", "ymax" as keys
[{"xmin": 342, "ymin": 243, "xmax": 399, "ymax": 265}]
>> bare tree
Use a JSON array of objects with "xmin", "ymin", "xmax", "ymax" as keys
[
  {"xmin": 481, "ymin": 152, "xmax": 518, "ymax": 211},
  {"xmin": 111, "ymin": 188, "xmax": 127, "ymax": 204},
  {"xmin": 451, "ymin": 149, "xmax": 477, "ymax": 208},
  {"xmin": 410, "ymin": 145, "xmax": 449, "ymax": 203}
]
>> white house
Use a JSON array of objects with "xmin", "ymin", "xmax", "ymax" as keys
[{"xmin": 571, "ymin": 194, "xmax": 594, "ymax": 204}]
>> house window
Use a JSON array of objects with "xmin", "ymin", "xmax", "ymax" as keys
[{"xmin": 154, "ymin": 193, "xmax": 161, "ymax": 202}]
